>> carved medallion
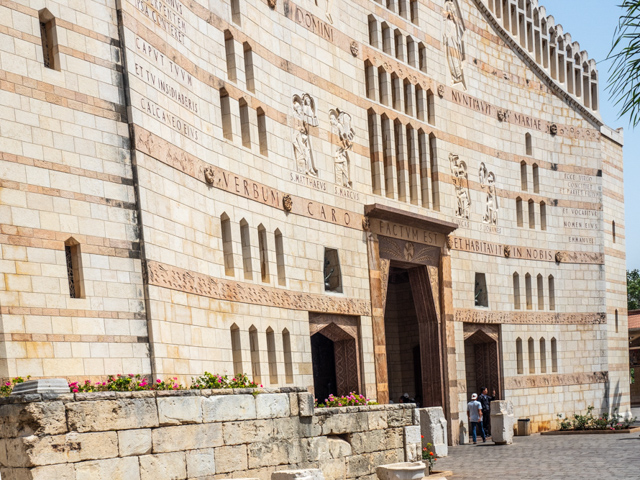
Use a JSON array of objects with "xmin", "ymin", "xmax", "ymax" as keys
[
  {"xmin": 550, "ymin": 124, "xmax": 558, "ymax": 136},
  {"xmin": 446, "ymin": 236, "xmax": 453, "ymax": 250},
  {"xmin": 504, "ymin": 245, "xmax": 511, "ymax": 258},
  {"xmin": 204, "ymin": 167, "xmax": 215, "ymax": 185},
  {"xmin": 362, "ymin": 217, "xmax": 371, "ymax": 231},
  {"xmin": 267, "ymin": 0, "xmax": 276, "ymax": 8},
  {"xmin": 283, "ymin": 195, "xmax": 293, "ymax": 212},
  {"xmin": 438, "ymin": 84, "xmax": 445, "ymax": 98},
  {"xmin": 350, "ymin": 41, "xmax": 359, "ymax": 57},
  {"xmin": 555, "ymin": 251, "xmax": 565, "ymax": 263},
  {"xmin": 497, "ymin": 110, "xmax": 506, "ymax": 122}
]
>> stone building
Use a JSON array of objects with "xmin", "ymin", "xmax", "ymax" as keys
[{"xmin": 0, "ymin": 0, "xmax": 629, "ymax": 442}]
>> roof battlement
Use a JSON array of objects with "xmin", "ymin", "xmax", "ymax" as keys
[{"xmin": 479, "ymin": 0, "xmax": 601, "ymax": 122}]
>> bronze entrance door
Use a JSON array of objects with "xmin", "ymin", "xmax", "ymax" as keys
[{"xmin": 463, "ymin": 324, "xmax": 502, "ymax": 400}]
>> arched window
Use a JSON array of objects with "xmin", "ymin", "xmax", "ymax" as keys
[
  {"xmin": 516, "ymin": 338, "xmax": 524, "ymax": 374},
  {"xmin": 513, "ymin": 272, "xmax": 521, "ymax": 310},
  {"xmin": 368, "ymin": 15, "xmax": 380, "ymax": 49},
  {"xmin": 537, "ymin": 274, "xmax": 544, "ymax": 310},
  {"xmin": 231, "ymin": 0, "xmax": 241, "ymax": 25},
  {"xmin": 249, "ymin": 325, "xmax": 261, "ymax": 383},
  {"xmin": 427, "ymin": 89, "xmax": 436, "ymax": 125},
  {"xmin": 551, "ymin": 337, "xmax": 558, "ymax": 372},
  {"xmin": 532, "ymin": 164, "xmax": 540, "ymax": 193},
  {"xmin": 221, "ymin": 213, "xmax": 234, "ymax": 276},
  {"xmin": 548, "ymin": 275, "xmax": 555, "ymax": 310},
  {"xmin": 410, "ymin": 0, "xmax": 419, "ymax": 24},
  {"xmin": 258, "ymin": 224, "xmax": 269, "ymax": 283},
  {"xmin": 528, "ymin": 199, "xmax": 536, "ymax": 229},
  {"xmin": 516, "ymin": 197, "xmax": 523, "ymax": 227},
  {"xmin": 407, "ymin": 37, "xmax": 417, "ymax": 67},
  {"xmin": 266, "ymin": 327, "xmax": 278, "ymax": 384},
  {"xmin": 230, "ymin": 323, "xmax": 243, "ymax": 374},
  {"xmin": 528, "ymin": 337, "xmax": 535, "ymax": 374},
  {"xmin": 539, "ymin": 338, "xmax": 547, "ymax": 373},
  {"xmin": 382, "ymin": 23, "xmax": 393, "ymax": 55},
  {"xmin": 240, "ymin": 219, "xmax": 252, "ymax": 280},
  {"xmin": 429, "ymin": 134, "xmax": 439, "ymax": 210},
  {"xmin": 525, "ymin": 273, "xmax": 532, "ymax": 310},
  {"xmin": 239, "ymin": 98, "xmax": 251, "ymax": 148},
  {"xmin": 418, "ymin": 129, "xmax": 429, "ymax": 208},
  {"xmin": 275, "ymin": 229, "xmax": 286, "ymax": 286},
  {"xmin": 521, "ymin": 161, "xmax": 528, "ymax": 191},
  {"xmin": 220, "ymin": 88, "xmax": 233, "ymax": 140},
  {"xmin": 224, "ymin": 30, "xmax": 237, "ymax": 82},
  {"xmin": 283, "ymin": 328, "xmax": 294, "ymax": 383},
  {"xmin": 419, "ymin": 43, "xmax": 427, "ymax": 73},
  {"xmin": 615, "ymin": 309, "xmax": 619, "ymax": 334},
  {"xmin": 243, "ymin": 43, "xmax": 255, "ymax": 92},
  {"xmin": 391, "ymin": 74, "xmax": 401, "ymax": 110},
  {"xmin": 406, "ymin": 125, "xmax": 418, "ymax": 204},
  {"xmin": 257, "ymin": 108, "xmax": 268, "ymax": 156},
  {"xmin": 540, "ymin": 201, "xmax": 547, "ymax": 231},
  {"xmin": 64, "ymin": 238, "xmax": 84, "ymax": 298},
  {"xmin": 39, "ymin": 9, "xmax": 60, "ymax": 71},
  {"xmin": 394, "ymin": 29, "xmax": 405, "ymax": 62},
  {"xmin": 525, "ymin": 133, "xmax": 532, "ymax": 155},
  {"xmin": 415, "ymin": 85, "xmax": 425, "ymax": 120},
  {"xmin": 378, "ymin": 67, "xmax": 390, "ymax": 106}
]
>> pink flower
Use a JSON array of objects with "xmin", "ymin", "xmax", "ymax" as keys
[
  {"xmin": 260, "ymin": 384, "xmax": 263, "ymax": 388},
  {"xmin": 73, "ymin": 389, "xmax": 79, "ymax": 393},
  {"xmin": 157, "ymin": 379, "xmax": 162, "ymax": 383}
]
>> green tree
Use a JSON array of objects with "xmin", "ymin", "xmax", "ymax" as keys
[
  {"xmin": 608, "ymin": 1, "xmax": 640, "ymax": 126},
  {"xmin": 628, "ymin": 269, "xmax": 640, "ymax": 310}
]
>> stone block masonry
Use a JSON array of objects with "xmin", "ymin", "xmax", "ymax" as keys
[{"xmin": 0, "ymin": 389, "xmax": 420, "ymax": 480}]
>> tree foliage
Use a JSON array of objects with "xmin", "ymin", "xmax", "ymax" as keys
[
  {"xmin": 628, "ymin": 269, "xmax": 640, "ymax": 310},
  {"xmin": 608, "ymin": 1, "xmax": 640, "ymax": 126}
]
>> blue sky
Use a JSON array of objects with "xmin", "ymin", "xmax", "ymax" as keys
[{"xmin": 538, "ymin": 1, "xmax": 639, "ymax": 271}]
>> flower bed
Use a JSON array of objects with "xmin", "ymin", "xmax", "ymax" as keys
[
  {"xmin": 1, "ymin": 372, "xmax": 261, "ymax": 396},
  {"xmin": 314, "ymin": 392, "xmax": 377, "ymax": 408},
  {"xmin": 546, "ymin": 405, "xmax": 638, "ymax": 434}
]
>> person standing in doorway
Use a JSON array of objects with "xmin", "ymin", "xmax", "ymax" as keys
[
  {"xmin": 478, "ymin": 387, "xmax": 496, "ymax": 437},
  {"xmin": 467, "ymin": 393, "xmax": 485, "ymax": 444}
]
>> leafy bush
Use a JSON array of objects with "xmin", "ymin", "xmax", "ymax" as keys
[
  {"xmin": 69, "ymin": 374, "xmax": 182, "ymax": 393},
  {"xmin": 421, "ymin": 440, "xmax": 437, "ymax": 473},
  {"xmin": 557, "ymin": 405, "xmax": 636, "ymax": 431},
  {"xmin": 315, "ymin": 392, "xmax": 377, "ymax": 408},
  {"xmin": 190, "ymin": 372, "xmax": 260, "ymax": 389},
  {"xmin": 0, "ymin": 376, "xmax": 30, "ymax": 397}
]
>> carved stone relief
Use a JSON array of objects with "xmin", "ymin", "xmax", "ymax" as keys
[
  {"xmin": 449, "ymin": 154, "xmax": 471, "ymax": 219},
  {"xmin": 378, "ymin": 236, "xmax": 440, "ymax": 267},
  {"xmin": 443, "ymin": 0, "xmax": 466, "ymax": 87},
  {"xmin": 329, "ymin": 108, "xmax": 355, "ymax": 188},
  {"xmin": 267, "ymin": 0, "xmax": 276, "ymax": 8},
  {"xmin": 323, "ymin": 0, "xmax": 335, "ymax": 24},
  {"xmin": 350, "ymin": 41, "xmax": 359, "ymax": 57},
  {"xmin": 504, "ymin": 371, "xmax": 608, "ymax": 390},
  {"xmin": 479, "ymin": 162, "xmax": 498, "ymax": 225},
  {"xmin": 454, "ymin": 309, "xmax": 606, "ymax": 325},
  {"xmin": 292, "ymin": 93, "xmax": 319, "ymax": 177},
  {"xmin": 282, "ymin": 194, "xmax": 293, "ymax": 212}
]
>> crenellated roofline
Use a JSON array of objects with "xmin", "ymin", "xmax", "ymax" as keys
[{"xmin": 475, "ymin": 0, "xmax": 603, "ymax": 127}]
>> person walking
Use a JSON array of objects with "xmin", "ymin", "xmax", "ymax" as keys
[
  {"xmin": 478, "ymin": 387, "xmax": 496, "ymax": 437},
  {"xmin": 467, "ymin": 393, "xmax": 486, "ymax": 444}
]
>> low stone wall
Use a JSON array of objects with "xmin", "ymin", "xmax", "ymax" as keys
[{"xmin": 0, "ymin": 388, "xmax": 420, "ymax": 480}]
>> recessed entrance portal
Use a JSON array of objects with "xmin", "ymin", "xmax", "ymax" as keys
[
  {"xmin": 309, "ymin": 314, "xmax": 361, "ymax": 403},
  {"xmin": 464, "ymin": 324, "xmax": 502, "ymax": 399},
  {"xmin": 384, "ymin": 265, "xmax": 444, "ymax": 408}
]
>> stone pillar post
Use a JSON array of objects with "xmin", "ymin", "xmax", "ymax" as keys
[
  {"xmin": 419, "ymin": 407, "xmax": 448, "ymax": 457},
  {"xmin": 491, "ymin": 400, "xmax": 515, "ymax": 445}
]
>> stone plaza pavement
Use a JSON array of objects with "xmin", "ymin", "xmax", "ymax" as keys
[{"xmin": 437, "ymin": 432, "xmax": 640, "ymax": 479}]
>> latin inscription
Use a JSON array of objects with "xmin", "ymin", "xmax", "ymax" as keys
[
  {"xmin": 371, "ymin": 220, "xmax": 440, "ymax": 246},
  {"xmin": 135, "ymin": 36, "xmax": 194, "ymax": 88},
  {"xmin": 334, "ymin": 186, "xmax": 361, "ymax": 201},
  {"xmin": 134, "ymin": 62, "xmax": 199, "ymax": 114},
  {"xmin": 285, "ymin": 2, "xmax": 335, "ymax": 43},
  {"xmin": 139, "ymin": 97, "xmax": 201, "ymax": 142},
  {"xmin": 560, "ymin": 173, "xmax": 601, "ymax": 198},
  {"xmin": 451, "ymin": 237, "xmax": 503, "ymax": 257},
  {"xmin": 290, "ymin": 172, "xmax": 328, "ymax": 192},
  {"xmin": 203, "ymin": 165, "xmax": 281, "ymax": 209},
  {"xmin": 569, "ymin": 236, "xmax": 595, "ymax": 245},
  {"xmin": 134, "ymin": 0, "xmax": 187, "ymax": 44},
  {"xmin": 451, "ymin": 91, "xmax": 493, "ymax": 116}
]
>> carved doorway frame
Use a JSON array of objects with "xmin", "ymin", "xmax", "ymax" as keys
[{"xmin": 463, "ymin": 323, "xmax": 503, "ymax": 400}]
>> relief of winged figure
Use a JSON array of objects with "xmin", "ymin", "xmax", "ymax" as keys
[{"xmin": 329, "ymin": 108, "xmax": 356, "ymax": 188}]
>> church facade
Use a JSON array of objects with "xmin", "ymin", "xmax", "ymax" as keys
[{"xmin": 0, "ymin": 0, "xmax": 629, "ymax": 441}]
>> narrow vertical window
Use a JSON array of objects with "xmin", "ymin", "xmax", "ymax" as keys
[
  {"xmin": 532, "ymin": 164, "xmax": 540, "ymax": 193},
  {"xmin": 231, "ymin": 0, "xmax": 241, "ymax": 25},
  {"xmin": 258, "ymin": 224, "xmax": 269, "ymax": 283},
  {"xmin": 427, "ymin": 89, "xmax": 435, "ymax": 125},
  {"xmin": 516, "ymin": 197, "xmax": 523, "ymax": 227},
  {"xmin": 615, "ymin": 309, "xmax": 619, "ymax": 334},
  {"xmin": 429, "ymin": 134, "xmax": 439, "ymax": 210},
  {"xmin": 249, "ymin": 326, "xmax": 261, "ymax": 383},
  {"xmin": 612, "ymin": 221, "xmax": 616, "ymax": 243},
  {"xmin": 382, "ymin": 23, "xmax": 393, "ymax": 55},
  {"xmin": 410, "ymin": 0, "xmax": 419, "ymax": 25},
  {"xmin": 528, "ymin": 337, "xmax": 535, "ymax": 374},
  {"xmin": 282, "ymin": 328, "xmax": 294, "ymax": 383},
  {"xmin": 551, "ymin": 337, "xmax": 558, "ymax": 373},
  {"xmin": 275, "ymin": 229, "xmax": 286, "ymax": 286},
  {"xmin": 65, "ymin": 238, "xmax": 84, "ymax": 298},
  {"xmin": 266, "ymin": 327, "xmax": 278, "ymax": 384},
  {"xmin": 537, "ymin": 274, "xmax": 544, "ymax": 310},
  {"xmin": 513, "ymin": 272, "xmax": 521, "ymax": 310},
  {"xmin": 475, "ymin": 273, "xmax": 488, "ymax": 307},
  {"xmin": 231, "ymin": 323, "xmax": 243, "ymax": 374},
  {"xmin": 525, "ymin": 273, "xmax": 532, "ymax": 310},
  {"xmin": 520, "ymin": 161, "xmax": 528, "ymax": 191},
  {"xmin": 539, "ymin": 338, "xmax": 547, "ymax": 373},
  {"xmin": 324, "ymin": 248, "xmax": 343, "ymax": 293},
  {"xmin": 516, "ymin": 338, "xmax": 523, "ymax": 375},
  {"xmin": 525, "ymin": 133, "xmax": 532, "ymax": 155},
  {"xmin": 528, "ymin": 199, "xmax": 535, "ymax": 229},
  {"xmin": 240, "ymin": 219, "xmax": 252, "ymax": 280},
  {"xmin": 418, "ymin": 129, "xmax": 429, "ymax": 208},
  {"xmin": 243, "ymin": 43, "xmax": 255, "ymax": 92},
  {"xmin": 220, "ymin": 89, "xmax": 233, "ymax": 140},
  {"xmin": 540, "ymin": 201, "xmax": 547, "ymax": 231},
  {"xmin": 257, "ymin": 107, "xmax": 268, "ymax": 156},
  {"xmin": 415, "ymin": 85, "xmax": 425, "ymax": 120},
  {"xmin": 366, "ymin": 61, "xmax": 376, "ymax": 99},
  {"xmin": 221, "ymin": 213, "xmax": 234, "ymax": 276},
  {"xmin": 418, "ymin": 43, "xmax": 427, "ymax": 72},
  {"xmin": 239, "ymin": 98, "xmax": 251, "ymax": 148},
  {"xmin": 548, "ymin": 275, "xmax": 555, "ymax": 311},
  {"xmin": 39, "ymin": 9, "xmax": 59, "ymax": 71},
  {"xmin": 369, "ymin": 15, "xmax": 380, "ymax": 49},
  {"xmin": 225, "ymin": 31, "xmax": 237, "ymax": 82}
]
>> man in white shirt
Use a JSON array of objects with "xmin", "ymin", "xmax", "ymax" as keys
[{"xmin": 467, "ymin": 393, "xmax": 486, "ymax": 444}]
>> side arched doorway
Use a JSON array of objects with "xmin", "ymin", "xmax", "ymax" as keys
[
  {"xmin": 464, "ymin": 324, "xmax": 502, "ymax": 400},
  {"xmin": 309, "ymin": 314, "xmax": 361, "ymax": 403}
]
